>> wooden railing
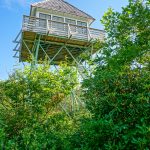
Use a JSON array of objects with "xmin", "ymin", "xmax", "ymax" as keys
[{"xmin": 22, "ymin": 15, "xmax": 105, "ymax": 41}]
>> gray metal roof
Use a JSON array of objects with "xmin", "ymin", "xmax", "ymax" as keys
[{"xmin": 31, "ymin": 0, "xmax": 95, "ymax": 21}]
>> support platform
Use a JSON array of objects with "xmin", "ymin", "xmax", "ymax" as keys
[{"xmin": 21, "ymin": 31, "xmax": 91, "ymax": 64}]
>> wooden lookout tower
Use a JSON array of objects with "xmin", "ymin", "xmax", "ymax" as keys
[
  {"xmin": 14, "ymin": 0, "xmax": 104, "ymax": 67},
  {"xmin": 13, "ymin": 0, "xmax": 105, "ymax": 113}
]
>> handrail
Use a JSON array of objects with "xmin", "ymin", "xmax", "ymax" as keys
[
  {"xmin": 22, "ymin": 15, "xmax": 104, "ymax": 41},
  {"xmin": 23, "ymin": 15, "xmax": 88, "ymax": 29}
]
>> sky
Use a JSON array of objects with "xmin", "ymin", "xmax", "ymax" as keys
[{"xmin": 0, "ymin": 0, "xmax": 128, "ymax": 80}]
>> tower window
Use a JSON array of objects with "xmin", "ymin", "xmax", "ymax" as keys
[
  {"xmin": 65, "ymin": 18, "xmax": 76, "ymax": 25},
  {"xmin": 39, "ymin": 13, "xmax": 51, "ymax": 20},
  {"xmin": 77, "ymin": 21, "xmax": 87, "ymax": 27},
  {"xmin": 52, "ymin": 16, "xmax": 64, "ymax": 22}
]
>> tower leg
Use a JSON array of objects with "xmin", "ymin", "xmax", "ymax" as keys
[{"xmin": 31, "ymin": 34, "xmax": 41, "ymax": 69}]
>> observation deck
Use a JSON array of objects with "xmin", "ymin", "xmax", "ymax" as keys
[{"xmin": 15, "ymin": 15, "xmax": 105, "ymax": 64}]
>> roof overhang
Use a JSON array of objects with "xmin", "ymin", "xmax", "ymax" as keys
[{"xmin": 30, "ymin": 6, "xmax": 95, "ymax": 25}]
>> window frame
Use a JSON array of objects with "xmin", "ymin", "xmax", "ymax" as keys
[
  {"xmin": 77, "ymin": 21, "xmax": 87, "ymax": 27},
  {"xmin": 39, "ymin": 13, "xmax": 51, "ymax": 20},
  {"xmin": 52, "ymin": 16, "xmax": 64, "ymax": 23}
]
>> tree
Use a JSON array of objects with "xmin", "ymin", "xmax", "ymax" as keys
[
  {"xmin": 0, "ymin": 0, "xmax": 150, "ymax": 149},
  {"xmin": 0, "ymin": 64, "xmax": 78, "ymax": 149},
  {"xmin": 80, "ymin": 0, "xmax": 150, "ymax": 149}
]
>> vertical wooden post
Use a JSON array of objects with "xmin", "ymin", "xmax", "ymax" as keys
[
  {"xmin": 34, "ymin": 35, "xmax": 41, "ymax": 65},
  {"xmin": 30, "ymin": 34, "xmax": 41, "ymax": 69},
  {"xmin": 47, "ymin": 19, "xmax": 49, "ymax": 33},
  {"xmin": 68, "ymin": 24, "xmax": 71, "ymax": 38},
  {"xmin": 87, "ymin": 28, "xmax": 91, "ymax": 41}
]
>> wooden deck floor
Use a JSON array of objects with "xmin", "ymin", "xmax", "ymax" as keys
[{"xmin": 21, "ymin": 31, "xmax": 92, "ymax": 64}]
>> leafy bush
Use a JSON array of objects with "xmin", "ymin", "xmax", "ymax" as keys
[
  {"xmin": 0, "ymin": 0, "xmax": 150, "ymax": 149},
  {"xmin": 0, "ymin": 64, "xmax": 78, "ymax": 149},
  {"xmin": 79, "ymin": 0, "xmax": 150, "ymax": 149},
  {"xmin": 81, "ymin": 68, "xmax": 150, "ymax": 149}
]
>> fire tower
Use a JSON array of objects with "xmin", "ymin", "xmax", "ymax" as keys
[{"xmin": 13, "ymin": 0, "xmax": 105, "ymax": 114}]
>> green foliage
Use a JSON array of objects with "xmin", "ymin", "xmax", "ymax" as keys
[
  {"xmin": 82, "ymin": 68, "xmax": 150, "ymax": 149},
  {"xmin": 0, "ymin": 64, "xmax": 79, "ymax": 149},
  {"xmin": 0, "ymin": 0, "xmax": 150, "ymax": 149},
  {"xmin": 79, "ymin": 0, "xmax": 150, "ymax": 149},
  {"xmin": 100, "ymin": 0, "xmax": 150, "ymax": 69},
  {"xmin": 15, "ymin": 113, "xmax": 76, "ymax": 150}
]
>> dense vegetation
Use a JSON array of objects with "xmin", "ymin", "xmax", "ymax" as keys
[{"xmin": 0, "ymin": 0, "xmax": 150, "ymax": 149}]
